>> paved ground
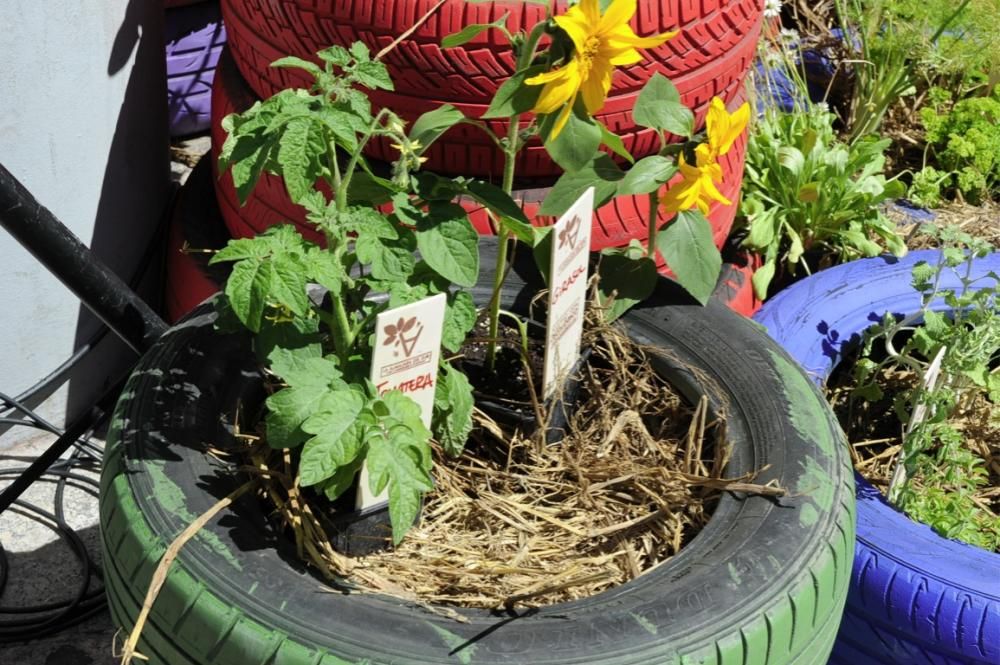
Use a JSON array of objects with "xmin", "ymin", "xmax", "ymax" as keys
[{"xmin": 0, "ymin": 432, "xmax": 118, "ymax": 665}]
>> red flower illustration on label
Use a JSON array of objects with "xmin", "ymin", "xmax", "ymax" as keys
[
  {"xmin": 558, "ymin": 215, "xmax": 582, "ymax": 250},
  {"xmin": 383, "ymin": 316, "xmax": 423, "ymax": 358}
]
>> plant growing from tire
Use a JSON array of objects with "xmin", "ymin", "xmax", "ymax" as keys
[
  {"xmin": 439, "ymin": 0, "xmax": 750, "ymax": 338},
  {"xmin": 213, "ymin": 42, "xmax": 488, "ymax": 543},
  {"xmin": 214, "ymin": 0, "xmax": 748, "ymax": 544},
  {"xmin": 739, "ymin": 105, "xmax": 908, "ymax": 298},
  {"xmin": 845, "ymin": 225, "xmax": 1000, "ymax": 550}
]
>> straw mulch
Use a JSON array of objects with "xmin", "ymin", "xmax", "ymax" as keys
[
  {"xmin": 242, "ymin": 320, "xmax": 784, "ymax": 611},
  {"xmin": 892, "ymin": 200, "xmax": 1000, "ymax": 250}
]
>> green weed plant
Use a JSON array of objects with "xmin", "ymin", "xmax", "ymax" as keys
[{"xmin": 850, "ymin": 226, "xmax": 1000, "ymax": 550}]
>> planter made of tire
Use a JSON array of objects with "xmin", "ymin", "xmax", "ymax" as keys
[
  {"xmin": 210, "ymin": 50, "xmax": 749, "ymax": 281},
  {"xmin": 753, "ymin": 250, "xmax": 1000, "ymax": 665},
  {"xmin": 166, "ymin": 1, "xmax": 227, "ymax": 137},
  {"xmin": 102, "ymin": 238, "xmax": 854, "ymax": 665},
  {"xmin": 219, "ymin": 0, "xmax": 761, "ymax": 177}
]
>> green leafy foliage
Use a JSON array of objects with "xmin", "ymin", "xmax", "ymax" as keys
[
  {"xmin": 740, "ymin": 107, "xmax": 907, "ymax": 299},
  {"xmin": 441, "ymin": 13, "xmax": 511, "ymax": 48},
  {"xmin": 596, "ymin": 242, "xmax": 657, "ymax": 323},
  {"xmin": 632, "ymin": 73, "xmax": 694, "ymax": 138},
  {"xmin": 848, "ymin": 227, "xmax": 1000, "ymax": 550},
  {"xmin": 215, "ymin": 45, "xmax": 482, "ymax": 543},
  {"xmin": 656, "ymin": 210, "xmax": 722, "ymax": 305},
  {"xmin": 916, "ymin": 85, "xmax": 1000, "ymax": 205}
]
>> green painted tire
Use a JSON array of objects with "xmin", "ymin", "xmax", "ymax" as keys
[{"xmin": 100, "ymin": 239, "xmax": 855, "ymax": 664}]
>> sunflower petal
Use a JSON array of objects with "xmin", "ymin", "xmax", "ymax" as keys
[
  {"xmin": 526, "ymin": 67, "xmax": 571, "ymax": 86},
  {"xmin": 598, "ymin": 0, "xmax": 637, "ymax": 33},
  {"xmin": 607, "ymin": 25, "xmax": 677, "ymax": 49},
  {"xmin": 607, "ymin": 47, "xmax": 643, "ymax": 66},
  {"xmin": 581, "ymin": 60, "xmax": 613, "ymax": 113},
  {"xmin": 554, "ymin": 12, "xmax": 591, "ymax": 52},
  {"xmin": 548, "ymin": 97, "xmax": 576, "ymax": 139},
  {"xmin": 531, "ymin": 61, "xmax": 580, "ymax": 113},
  {"xmin": 661, "ymin": 179, "xmax": 697, "ymax": 214},
  {"xmin": 699, "ymin": 171, "xmax": 731, "ymax": 206},
  {"xmin": 578, "ymin": 0, "xmax": 601, "ymax": 24},
  {"xmin": 719, "ymin": 102, "xmax": 750, "ymax": 155},
  {"xmin": 707, "ymin": 98, "xmax": 750, "ymax": 156}
]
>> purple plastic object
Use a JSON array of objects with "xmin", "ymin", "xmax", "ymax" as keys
[
  {"xmin": 166, "ymin": 1, "xmax": 226, "ymax": 137},
  {"xmin": 754, "ymin": 251, "xmax": 1000, "ymax": 665}
]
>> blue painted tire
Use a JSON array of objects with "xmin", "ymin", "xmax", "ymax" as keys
[
  {"xmin": 754, "ymin": 250, "xmax": 1000, "ymax": 665},
  {"xmin": 166, "ymin": 1, "xmax": 226, "ymax": 137}
]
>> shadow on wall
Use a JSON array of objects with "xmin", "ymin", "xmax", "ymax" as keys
[{"xmin": 64, "ymin": 0, "xmax": 171, "ymax": 422}]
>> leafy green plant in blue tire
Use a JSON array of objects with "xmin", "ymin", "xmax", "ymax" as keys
[
  {"xmin": 100, "ymin": 238, "xmax": 855, "ymax": 665},
  {"xmin": 755, "ymin": 249, "xmax": 1000, "ymax": 664}
]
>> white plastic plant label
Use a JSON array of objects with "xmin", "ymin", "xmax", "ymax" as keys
[
  {"xmin": 542, "ymin": 186, "xmax": 594, "ymax": 399},
  {"xmin": 358, "ymin": 292, "xmax": 446, "ymax": 508}
]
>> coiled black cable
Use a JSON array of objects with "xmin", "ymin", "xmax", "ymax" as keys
[{"xmin": 0, "ymin": 408, "xmax": 109, "ymax": 642}]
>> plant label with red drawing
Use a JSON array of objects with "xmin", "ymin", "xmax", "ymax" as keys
[
  {"xmin": 370, "ymin": 292, "xmax": 447, "ymax": 427},
  {"xmin": 543, "ymin": 186, "xmax": 594, "ymax": 399},
  {"xmin": 358, "ymin": 293, "xmax": 446, "ymax": 509}
]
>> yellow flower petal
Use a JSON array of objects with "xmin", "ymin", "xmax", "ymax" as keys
[
  {"xmin": 531, "ymin": 60, "xmax": 580, "ymax": 113},
  {"xmin": 580, "ymin": 60, "xmax": 613, "ymax": 113},
  {"xmin": 549, "ymin": 96, "xmax": 576, "ymax": 139},
  {"xmin": 526, "ymin": 67, "xmax": 571, "ymax": 86},
  {"xmin": 607, "ymin": 25, "xmax": 677, "ymax": 50},
  {"xmin": 553, "ymin": 12, "xmax": 590, "ymax": 52},
  {"xmin": 604, "ymin": 43, "xmax": 643, "ymax": 66},
  {"xmin": 694, "ymin": 143, "xmax": 715, "ymax": 168},
  {"xmin": 706, "ymin": 97, "xmax": 750, "ymax": 157},
  {"xmin": 598, "ymin": 0, "xmax": 636, "ymax": 34},
  {"xmin": 578, "ymin": 0, "xmax": 601, "ymax": 25},
  {"xmin": 698, "ymin": 171, "xmax": 731, "ymax": 206},
  {"xmin": 661, "ymin": 179, "xmax": 698, "ymax": 214}
]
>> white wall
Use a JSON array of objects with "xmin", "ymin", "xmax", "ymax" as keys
[{"xmin": 0, "ymin": 1, "xmax": 170, "ymax": 448}]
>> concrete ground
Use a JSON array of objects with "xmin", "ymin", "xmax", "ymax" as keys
[{"xmin": 0, "ymin": 432, "xmax": 117, "ymax": 665}]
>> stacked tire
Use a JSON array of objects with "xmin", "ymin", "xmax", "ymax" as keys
[
  {"xmin": 164, "ymin": 0, "xmax": 766, "ymax": 320},
  {"xmin": 219, "ymin": 0, "xmax": 762, "ymax": 177},
  {"xmin": 105, "ymin": 238, "xmax": 856, "ymax": 665},
  {"xmin": 165, "ymin": 0, "xmax": 227, "ymax": 137}
]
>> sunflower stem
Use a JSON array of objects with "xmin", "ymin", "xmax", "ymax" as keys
[
  {"xmin": 485, "ymin": 22, "xmax": 547, "ymax": 370},
  {"xmin": 646, "ymin": 191, "xmax": 661, "ymax": 258}
]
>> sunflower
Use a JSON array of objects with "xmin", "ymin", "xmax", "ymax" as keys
[
  {"xmin": 661, "ymin": 144, "xmax": 732, "ymax": 216},
  {"xmin": 661, "ymin": 97, "xmax": 750, "ymax": 215},
  {"xmin": 526, "ymin": 0, "xmax": 676, "ymax": 137}
]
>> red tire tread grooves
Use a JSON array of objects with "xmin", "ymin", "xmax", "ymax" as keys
[
  {"xmin": 220, "ymin": 0, "xmax": 762, "ymax": 177},
  {"xmin": 211, "ymin": 49, "xmax": 747, "ymax": 246}
]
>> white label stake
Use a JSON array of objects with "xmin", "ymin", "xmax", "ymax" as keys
[
  {"xmin": 357, "ymin": 292, "xmax": 447, "ymax": 509},
  {"xmin": 543, "ymin": 187, "xmax": 594, "ymax": 399}
]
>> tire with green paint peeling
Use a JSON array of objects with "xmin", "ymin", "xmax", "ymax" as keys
[{"xmin": 100, "ymin": 238, "xmax": 855, "ymax": 665}]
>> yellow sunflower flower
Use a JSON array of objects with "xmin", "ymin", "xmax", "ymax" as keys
[
  {"xmin": 526, "ymin": 0, "xmax": 677, "ymax": 138},
  {"xmin": 660, "ymin": 144, "xmax": 731, "ymax": 216},
  {"xmin": 705, "ymin": 96, "xmax": 750, "ymax": 158}
]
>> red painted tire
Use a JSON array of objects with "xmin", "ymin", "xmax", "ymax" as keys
[
  {"xmin": 164, "ymin": 159, "xmax": 232, "ymax": 323},
  {"xmin": 212, "ymin": 49, "xmax": 748, "ymax": 262},
  {"xmin": 220, "ymin": 0, "xmax": 762, "ymax": 177}
]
